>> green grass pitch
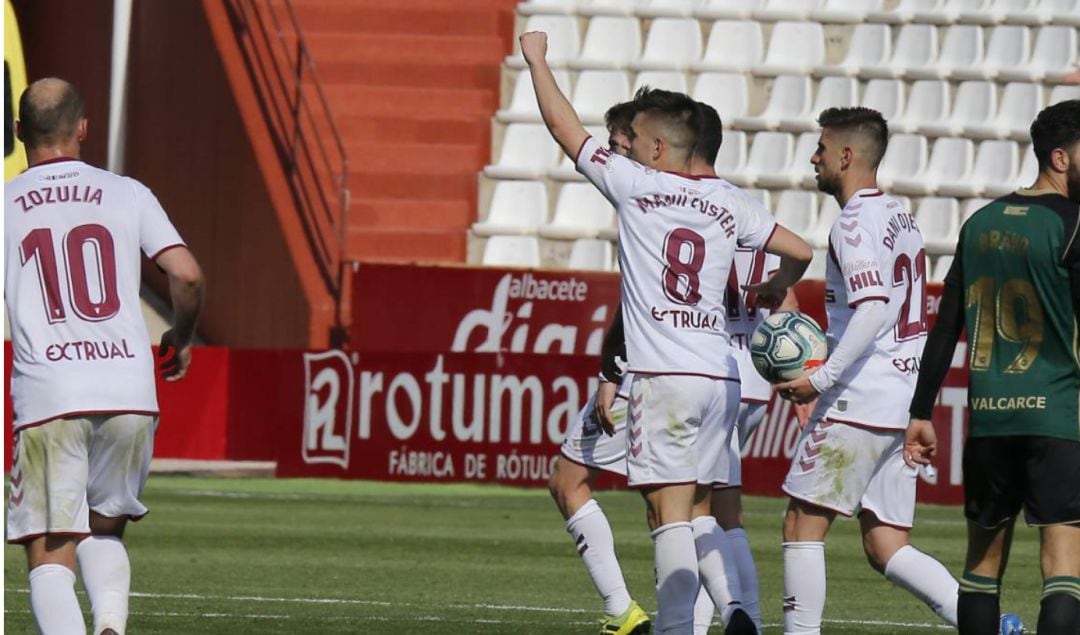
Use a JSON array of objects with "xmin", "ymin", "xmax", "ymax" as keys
[{"xmin": 4, "ymin": 476, "xmax": 1045, "ymax": 633}]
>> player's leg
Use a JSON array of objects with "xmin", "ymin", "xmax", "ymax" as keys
[
  {"xmin": 79, "ymin": 414, "xmax": 157, "ymax": 635},
  {"xmin": 8, "ymin": 421, "xmax": 92, "ymax": 634},
  {"xmin": 643, "ymin": 483, "xmax": 699, "ymax": 635},
  {"xmin": 1037, "ymin": 524, "xmax": 1080, "ymax": 634}
]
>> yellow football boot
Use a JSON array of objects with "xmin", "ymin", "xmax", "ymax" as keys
[{"xmin": 599, "ymin": 600, "xmax": 651, "ymax": 635}]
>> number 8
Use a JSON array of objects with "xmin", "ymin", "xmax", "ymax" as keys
[{"xmin": 662, "ymin": 228, "xmax": 706, "ymax": 306}]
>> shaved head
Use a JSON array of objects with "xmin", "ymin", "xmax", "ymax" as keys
[{"xmin": 17, "ymin": 78, "xmax": 85, "ymax": 149}]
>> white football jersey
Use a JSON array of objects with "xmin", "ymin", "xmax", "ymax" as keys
[
  {"xmin": 576, "ymin": 137, "xmax": 777, "ymax": 379},
  {"xmin": 5, "ymin": 158, "xmax": 185, "ymax": 430},
  {"xmin": 726, "ymin": 248, "xmax": 781, "ymax": 402},
  {"xmin": 815, "ymin": 188, "xmax": 927, "ymax": 430}
]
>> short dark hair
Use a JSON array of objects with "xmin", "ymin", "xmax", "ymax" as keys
[
  {"xmin": 1030, "ymin": 99, "xmax": 1080, "ymax": 172},
  {"xmin": 17, "ymin": 78, "xmax": 85, "ymax": 149},
  {"xmin": 604, "ymin": 100, "xmax": 637, "ymax": 137},
  {"xmin": 817, "ymin": 106, "xmax": 889, "ymax": 169},
  {"xmin": 630, "ymin": 86, "xmax": 699, "ymax": 156},
  {"xmin": 694, "ymin": 101, "xmax": 723, "ymax": 165}
]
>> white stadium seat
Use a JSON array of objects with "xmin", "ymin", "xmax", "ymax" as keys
[
  {"xmin": 692, "ymin": 73, "xmax": 750, "ymax": 122},
  {"xmin": 911, "ymin": 0, "xmax": 983, "ymax": 25},
  {"xmin": 893, "ymin": 136, "xmax": 975, "ymax": 196},
  {"xmin": 931, "ymin": 255, "xmax": 953, "ymax": 282},
  {"xmin": 1014, "ymin": 145, "xmax": 1039, "ymax": 190},
  {"xmin": 965, "ymin": 140, "xmax": 1021, "ymax": 198},
  {"xmin": 496, "ymin": 69, "xmax": 571, "ymax": 124},
  {"xmin": 482, "ymin": 236, "xmax": 542, "ymax": 267},
  {"xmin": 505, "ymin": 15, "xmax": 581, "ymax": 69},
  {"xmin": 741, "ymin": 131, "xmax": 796, "ymax": 187},
  {"xmin": 713, "ymin": 130, "xmax": 749, "ymax": 183},
  {"xmin": 570, "ymin": 17, "xmax": 643, "ymax": 70},
  {"xmin": 962, "ymin": 197, "xmax": 992, "ymax": 223},
  {"xmin": 867, "ymin": 0, "xmax": 945, "ymax": 24},
  {"xmin": 518, "ymin": 0, "xmax": 578, "ymax": 15},
  {"xmin": 1050, "ymin": 84, "xmax": 1080, "ymax": 105},
  {"xmin": 572, "ymin": 71, "xmax": 631, "ymax": 125},
  {"xmin": 920, "ymin": 80, "xmax": 996, "ymax": 138},
  {"xmin": 577, "ymin": 0, "xmax": 638, "ymax": 15},
  {"xmin": 695, "ymin": 0, "xmax": 763, "ymax": 19},
  {"xmin": 892, "ymin": 80, "xmax": 951, "ymax": 134},
  {"xmin": 811, "ymin": 0, "xmax": 884, "ymax": 24},
  {"xmin": 783, "ymin": 76, "xmax": 858, "ymax": 132},
  {"xmin": 966, "ymin": 82, "xmax": 1042, "ymax": 141},
  {"xmin": 567, "ymin": 239, "xmax": 615, "ymax": 271},
  {"xmin": 753, "ymin": 0, "xmax": 824, "ymax": 21},
  {"xmin": 540, "ymin": 183, "xmax": 615, "ymax": 240},
  {"xmin": 632, "ymin": 70, "xmax": 690, "ymax": 94},
  {"xmin": 914, "ymin": 197, "xmax": 960, "ymax": 254},
  {"xmin": 907, "ymin": 24, "xmax": 983, "ymax": 80},
  {"xmin": 814, "ymin": 23, "xmax": 892, "ymax": 77},
  {"xmin": 631, "ymin": 18, "xmax": 704, "ymax": 71},
  {"xmin": 998, "ymin": 26, "xmax": 1078, "ymax": 82},
  {"xmin": 549, "ymin": 125, "xmax": 607, "ymax": 181},
  {"xmin": 774, "ymin": 190, "xmax": 819, "ymax": 235},
  {"xmin": 485, "ymin": 124, "xmax": 562, "ymax": 180},
  {"xmin": 877, "ymin": 133, "xmax": 929, "ymax": 191},
  {"xmin": 860, "ymin": 79, "xmax": 906, "ymax": 123},
  {"xmin": 637, "ymin": 0, "xmax": 706, "ymax": 18},
  {"xmin": 810, "ymin": 194, "xmax": 842, "ymax": 249},
  {"xmin": 959, "ymin": 0, "xmax": 1037, "ymax": 25},
  {"xmin": 732, "ymin": 75, "xmax": 812, "ymax": 131},
  {"xmin": 954, "ymin": 25, "xmax": 1030, "ymax": 80},
  {"xmin": 1032, "ymin": 0, "xmax": 1080, "ymax": 26},
  {"xmin": 863, "ymin": 24, "xmax": 939, "ymax": 79},
  {"xmin": 473, "ymin": 181, "xmax": 549, "ymax": 237},
  {"xmin": 753, "ymin": 21, "xmax": 826, "ymax": 76},
  {"xmin": 693, "ymin": 20, "xmax": 765, "ymax": 72},
  {"xmin": 757, "ymin": 131, "xmax": 817, "ymax": 188}
]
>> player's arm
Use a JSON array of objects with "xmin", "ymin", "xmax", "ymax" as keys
[
  {"xmin": 745, "ymin": 225, "xmax": 812, "ymax": 309},
  {"xmin": 595, "ymin": 304, "xmax": 626, "ymax": 436},
  {"xmin": 155, "ymin": 246, "xmax": 205, "ymax": 381},
  {"xmin": 520, "ymin": 31, "xmax": 589, "ymax": 159}
]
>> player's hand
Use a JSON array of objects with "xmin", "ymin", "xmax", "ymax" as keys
[
  {"xmin": 793, "ymin": 400, "xmax": 816, "ymax": 429},
  {"xmin": 774, "ymin": 374, "xmax": 819, "ymax": 404},
  {"xmin": 519, "ymin": 31, "xmax": 548, "ymax": 66},
  {"xmin": 904, "ymin": 418, "xmax": 937, "ymax": 468},
  {"xmin": 742, "ymin": 278, "xmax": 788, "ymax": 311},
  {"xmin": 158, "ymin": 329, "xmax": 192, "ymax": 381},
  {"xmin": 594, "ymin": 381, "xmax": 618, "ymax": 436}
]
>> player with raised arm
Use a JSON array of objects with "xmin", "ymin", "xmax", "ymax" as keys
[
  {"xmin": 5, "ymin": 78, "xmax": 205, "ymax": 635},
  {"xmin": 905, "ymin": 99, "xmax": 1080, "ymax": 635},
  {"xmin": 521, "ymin": 31, "xmax": 812, "ymax": 634},
  {"xmin": 773, "ymin": 107, "xmax": 961, "ymax": 635}
]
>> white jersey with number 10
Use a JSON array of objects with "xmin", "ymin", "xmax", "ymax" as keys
[
  {"xmin": 5, "ymin": 158, "xmax": 185, "ymax": 431},
  {"xmin": 575, "ymin": 137, "xmax": 777, "ymax": 379}
]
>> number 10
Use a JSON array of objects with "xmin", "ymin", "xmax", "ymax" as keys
[{"xmin": 20, "ymin": 224, "xmax": 121, "ymax": 323}]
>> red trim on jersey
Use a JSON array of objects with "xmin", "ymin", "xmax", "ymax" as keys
[
  {"xmin": 628, "ymin": 370, "xmax": 741, "ymax": 383},
  {"xmin": 628, "ymin": 479, "xmax": 698, "ymax": 490},
  {"xmin": 665, "ymin": 170, "xmax": 723, "ymax": 181},
  {"xmin": 848, "ymin": 295, "xmax": 889, "ymax": 309},
  {"xmin": 13, "ymin": 410, "xmax": 159, "ymax": 433},
  {"xmin": 7, "ymin": 530, "xmax": 92, "ymax": 545},
  {"xmin": 857, "ymin": 508, "xmax": 912, "ymax": 530},
  {"xmin": 741, "ymin": 397, "xmax": 771, "ymax": 405},
  {"xmin": 28, "ymin": 156, "xmax": 80, "ymax": 169},
  {"xmin": 760, "ymin": 223, "xmax": 780, "ymax": 253},
  {"xmin": 573, "ymin": 135, "xmax": 593, "ymax": 165},
  {"xmin": 782, "ymin": 488, "xmax": 855, "ymax": 517},
  {"xmin": 149, "ymin": 243, "xmax": 187, "ymax": 261},
  {"xmin": 827, "ymin": 241, "xmax": 840, "ymax": 270},
  {"xmin": 859, "ymin": 190, "xmax": 885, "ymax": 198},
  {"xmin": 823, "ymin": 416, "xmax": 900, "ymax": 432},
  {"xmin": 558, "ymin": 451, "xmax": 626, "ymax": 477}
]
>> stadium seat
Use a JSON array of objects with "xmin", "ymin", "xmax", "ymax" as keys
[
  {"xmin": 632, "ymin": 70, "xmax": 690, "ymax": 94},
  {"xmin": 741, "ymin": 131, "xmax": 796, "ymax": 187},
  {"xmin": 814, "ymin": 23, "xmax": 892, "ymax": 77},
  {"xmin": 485, "ymin": 124, "xmax": 562, "ymax": 180},
  {"xmin": 998, "ymin": 26, "xmax": 1078, "ymax": 82},
  {"xmin": 892, "ymin": 80, "xmax": 951, "ymax": 134},
  {"xmin": 909, "ymin": 0, "xmax": 984, "ymax": 25},
  {"xmin": 954, "ymin": 25, "xmax": 1030, "ymax": 80},
  {"xmin": 920, "ymin": 80, "xmax": 996, "ymax": 138},
  {"xmin": 496, "ymin": 69, "xmax": 572, "ymax": 124},
  {"xmin": 756, "ymin": 131, "xmax": 817, "ymax": 188},
  {"xmin": 958, "ymin": 0, "xmax": 1038, "ymax": 25},
  {"xmin": 913, "ymin": 197, "xmax": 961, "ymax": 253},
  {"xmin": 713, "ymin": 130, "xmax": 749, "ymax": 183},
  {"xmin": 631, "ymin": 18, "xmax": 703, "ymax": 71},
  {"xmin": 692, "ymin": 20, "xmax": 765, "ymax": 72},
  {"xmin": 732, "ymin": 75, "xmax": 812, "ymax": 131},
  {"xmin": 810, "ymin": 0, "xmax": 885, "ymax": 23},
  {"xmin": 482, "ymin": 235, "xmax": 542, "ymax": 267},
  {"xmin": 1049, "ymin": 84, "xmax": 1080, "ymax": 105},
  {"xmin": 867, "ymin": 0, "xmax": 946, "ymax": 24},
  {"xmin": 567, "ymin": 239, "xmax": 615, "ymax": 270},
  {"xmin": 540, "ymin": 182, "xmax": 615, "ymax": 240},
  {"xmin": 692, "ymin": 73, "xmax": 750, "ymax": 122},
  {"xmin": 907, "ymin": 24, "xmax": 983, "ymax": 80},
  {"xmin": 518, "ymin": 0, "xmax": 578, "ymax": 15},
  {"xmin": 810, "ymin": 194, "xmax": 842, "ymax": 249},
  {"xmin": 781, "ymin": 76, "xmax": 857, "ymax": 132},
  {"xmin": 862, "ymin": 24, "xmax": 939, "ymax": 79},
  {"xmin": 637, "ymin": 0, "xmax": 706, "ymax": 17},
  {"xmin": 753, "ymin": 21, "xmax": 826, "ymax": 76},
  {"xmin": 1015, "ymin": 145, "xmax": 1039, "ymax": 189},
  {"xmin": 892, "ymin": 136, "xmax": 974, "ymax": 196},
  {"xmin": 473, "ymin": 180, "xmax": 549, "ymax": 237},
  {"xmin": 931, "ymin": 255, "xmax": 954, "ymax": 282},
  {"xmin": 877, "ymin": 133, "xmax": 929, "ymax": 191},
  {"xmin": 961, "ymin": 197, "xmax": 992, "ymax": 222},
  {"xmin": 549, "ymin": 125, "xmax": 607, "ymax": 181},
  {"xmin": 1033, "ymin": 0, "xmax": 1080, "ymax": 26},
  {"xmin": 966, "ymin": 82, "xmax": 1042, "ymax": 141},
  {"xmin": 572, "ymin": 71, "xmax": 631, "ymax": 125},
  {"xmin": 753, "ymin": 0, "xmax": 824, "ymax": 21},
  {"xmin": 695, "ymin": 0, "xmax": 764, "ymax": 19},
  {"xmin": 774, "ymin": 189, "xmax": 820, "ymax": 235},
  {"xmin": 570, "ymin": 17, "xmax": 643, "ymax": 70},
  {"xmin": 505, "ymin": 15, "xmax": 581, "ymax": 70},
  {"xmin": 860, "ymin": 79, "xmax": 906, "ymax": 123},
  {"xmin": 578, "ymin": 0, "xmax": 639, "ymax": 15},
  {"xmin": 805, "ymin": 248, "xmax": 829, "ymax": 279}
]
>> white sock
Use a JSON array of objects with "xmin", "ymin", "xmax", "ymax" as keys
[
  {"xmin": 782, "ymin": 541, "xmax": 826, "ymax": 635},
  {"xmin": 691, "ymin": 515, "xmax": 743, "ymax": 625},
  {"xmin": 883, "ymin": 545, "xmax": 959, "ymax": 627},
  {"xmin": 29, "ymin": 563, "xmax": 86, "ymax": 635},
  {"xmin": 652, "ymin": 521, "xmax": 698, "ymax": 634},
  {"xmin": 727, "ymin": 528, "xmax": 762, "ymax": 631},
  {"xmin": 692, "ymin": 583, "xmax": 715, "ymax": 635},
  {"xmin": 566, "ymin": 500, "xmax": 632, "ymax": 617},
  {"xmin": 77, "ymin": 535, "xmax": 131, "ymax": 635}
]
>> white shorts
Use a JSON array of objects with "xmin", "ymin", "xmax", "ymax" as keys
[
  {"xmin": 7, "ymin": 414, "xmax": 157, "ymax": 543},
  {"xmin": 722, "ymin": 401, "xmax": 769, "ymax": 488},
  {"xmin": 626, "ymin": 374, "xmax": 740, "ymax": 488},
  {"xmin": 559, "ymin": 388, "xmax": 629, "ymax": 477},
  {"xmin": 782, "ymin": 419, "xmax": 917, "ymax": 528}
]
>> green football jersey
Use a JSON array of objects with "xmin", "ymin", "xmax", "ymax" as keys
[{"xmin": 953, "ymin": 189, "xmax": 1080, "ymax": 441}]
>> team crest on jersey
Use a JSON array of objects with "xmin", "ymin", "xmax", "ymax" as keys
[{"xmin": 302, "ymin": 350, "xmax": 354, "ymax": 469}]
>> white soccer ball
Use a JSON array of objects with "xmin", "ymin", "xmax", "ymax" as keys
[{"xmin": 749, "ymin": 311, "xmax": 827, "ymax": 383}]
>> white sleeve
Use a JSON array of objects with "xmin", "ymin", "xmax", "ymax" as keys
[
  {"xmin": 133, "ymin": 180, "xmax": 185, "ymax": 259},
  {"xmin": 732, "ymin": 189, "xmax": 778, "ymax": 251},
  {"xmin": 831, "ymin": 218, "xmax": 886, "ymax": 307},
  {"xmin": 809, "ymin": 299, "xmax": 888, "ymax": 393},
  {"xmin": 574, "ymin": 136, "xmax": 640, "ymax": 208}
]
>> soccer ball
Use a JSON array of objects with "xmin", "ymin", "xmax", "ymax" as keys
[{"xmin": 749, "ymin": 311, "xmax": 827, "ymax": 383}]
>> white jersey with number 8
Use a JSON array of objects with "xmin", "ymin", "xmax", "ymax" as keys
[
  {"xmin": 5, "ymin": 159, "xmax": 185, "ymax": 431},
  {"xmin": 575, "ymin": 137, "xmax": 777, "ymax": 378}
]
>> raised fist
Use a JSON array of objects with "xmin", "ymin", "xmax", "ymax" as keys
[{"xmin": 519, "ymin": 31, "xmax": 548, "ymax": 65}]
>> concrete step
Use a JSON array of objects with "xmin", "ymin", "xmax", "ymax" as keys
[
  {"xmin": 350, "ymin": 198, "xmax": 474, "ymax": 228},
  {"xmin": 319, "ymin": 60, "xmax": 500, "ymax": 90},
  {"xmin": 337, "ymin": 115, "xmax": 490, "ymax": 146},
  {"xmin": 347, "ymin": 226, "xmax": 467, "ymax": 262},
  {"xmin": 324, "ymin": 84, "xmax": 495, "ymax": 118}
]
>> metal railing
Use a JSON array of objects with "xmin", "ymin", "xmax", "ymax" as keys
[{"xmin": 224, "ymin": 0, "xmax": 350, "ymax": 304}]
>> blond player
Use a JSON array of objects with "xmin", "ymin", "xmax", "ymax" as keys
[
  {"xmin": 5, "ymin": 78, "xmax": 204, "ymax": 635},
  {"xmin": 521, "ymin": 31, "xmax": 812, "ymax": 634},
  {"xmin": 773, "ymin": 107, "xmax": 959, "ymax": 635}
]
